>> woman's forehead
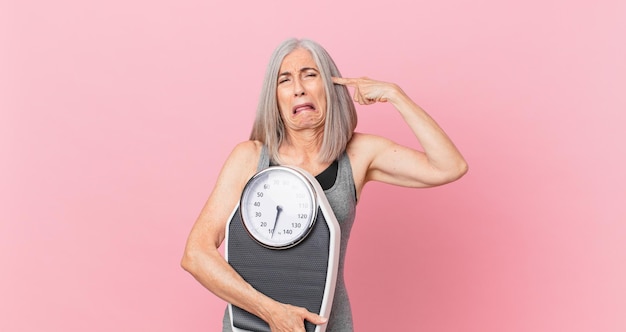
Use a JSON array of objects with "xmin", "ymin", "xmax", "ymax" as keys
[{"xmin": 279, "ymin": 48, "xmax": 318, "ymax": 72}]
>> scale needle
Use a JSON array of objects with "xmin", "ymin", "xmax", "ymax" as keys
[{"xmin": 271, "ymin": 205, "xmax": 283, "ymax": 238}]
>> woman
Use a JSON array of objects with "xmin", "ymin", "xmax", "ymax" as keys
[{"xmin": 181, "ymin": 38, "xmax": 468, "ymax": 332}]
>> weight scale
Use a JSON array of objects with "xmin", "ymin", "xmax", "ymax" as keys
[{"xmin": 225, "ymin": 166, "xmax": 341, "ymax": 332}]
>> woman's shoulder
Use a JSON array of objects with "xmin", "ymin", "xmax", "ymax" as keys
[
  {"xmin": 231, "ymin": 140, "xmax": 263, "ymax": 157},
  {"xmin": 347, "ymin": 132, "xmax": 393, "ymax": 152},
  {"xmin": 346, "ymin": 132, "xmax": 397, "ymax": 170},
  {"xmin": 222, "ymin": 140, "xmax": 264, "ymax": 177},
  {"xmin": 346, "ymin": 132, "xmax": 386, "ymax": 167},
  {"xmin": 345, "ymin": 132, "xmax": 394, "ymax": 196}
]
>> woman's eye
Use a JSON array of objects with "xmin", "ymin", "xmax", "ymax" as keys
[{"xmin": 278, "ymin": 78, "xmax": 290, "ymax": 84}]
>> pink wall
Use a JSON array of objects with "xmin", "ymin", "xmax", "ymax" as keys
[{"xmin": 2, "ymin": 0, "xmax": 625, "ymax": 331}]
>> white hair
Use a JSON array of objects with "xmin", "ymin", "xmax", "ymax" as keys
[{"xmin": 249, "ymin": 38, "xmax": 357, "ymax": 164}]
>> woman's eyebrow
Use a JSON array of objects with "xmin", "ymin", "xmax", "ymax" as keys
[
  {"xmin": 300, "ymin": 67, "xmax": 319, "ymax": 73},
  {"xmin": 278, "ymin": 67, "xmax": 319, "ymax": 78}
]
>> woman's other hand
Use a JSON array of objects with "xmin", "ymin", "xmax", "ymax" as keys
[{"xmin": 265, "ymin": 302, "xmax": 327, "ymax": 332}]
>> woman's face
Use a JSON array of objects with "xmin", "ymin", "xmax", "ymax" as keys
[{"xmin": 276, "ymin": 48, "xmax": 327, "ymax": 132}]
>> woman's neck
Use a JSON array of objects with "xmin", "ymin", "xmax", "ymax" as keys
[{"xmin": 279, "ymin": 129, "xmax": 329, "ymax": 175}]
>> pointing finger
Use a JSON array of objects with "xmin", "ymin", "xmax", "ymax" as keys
[{"xmin": 332, "ymin": 77, "xmax": 358, "ymax": 86}]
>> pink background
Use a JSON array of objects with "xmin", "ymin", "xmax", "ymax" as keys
[{"xmin": 2, "ymin": 0, "xmax": 625, "ymax": 331}]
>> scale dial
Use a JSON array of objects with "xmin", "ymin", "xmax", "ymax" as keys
[{"xmin": 240, "ymin": 166, "xmax": 318, "ymax": 249}]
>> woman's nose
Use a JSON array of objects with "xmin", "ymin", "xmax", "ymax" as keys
[{"xmin": 293, "ymin": 79, "xmax": 305, "ymax": 96}]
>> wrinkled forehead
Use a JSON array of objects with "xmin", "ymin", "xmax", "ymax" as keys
[{"xmin": 279, "ymin": 48, "xmax": 319, "ymax": 74}]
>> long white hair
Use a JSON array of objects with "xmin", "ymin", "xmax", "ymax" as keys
[{"xmin": 249, "ymin": 38, "xmax": 357, "ymax": 164}]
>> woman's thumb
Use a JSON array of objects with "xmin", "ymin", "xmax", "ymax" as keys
[{"xmin": 305, "ymin": 312, "xmax": 328, "ymax": 325}]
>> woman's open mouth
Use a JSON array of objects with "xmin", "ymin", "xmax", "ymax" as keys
[{"xmin": 292, "ymin": 103, "xmax": 316, "ymax": 115}]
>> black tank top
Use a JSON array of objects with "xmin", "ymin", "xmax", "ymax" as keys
[{"xmin": 269, "ymin": 160, "xmax": 338, "ymax": 190}]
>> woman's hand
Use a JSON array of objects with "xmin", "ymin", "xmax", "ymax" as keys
[
  {"xmin": 265, "ymin": 302, "xmax": 327, "ymax": 332},
  {"xmin": 333, "ymin": 76, "xmax": 402, "ymax": 105}
]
